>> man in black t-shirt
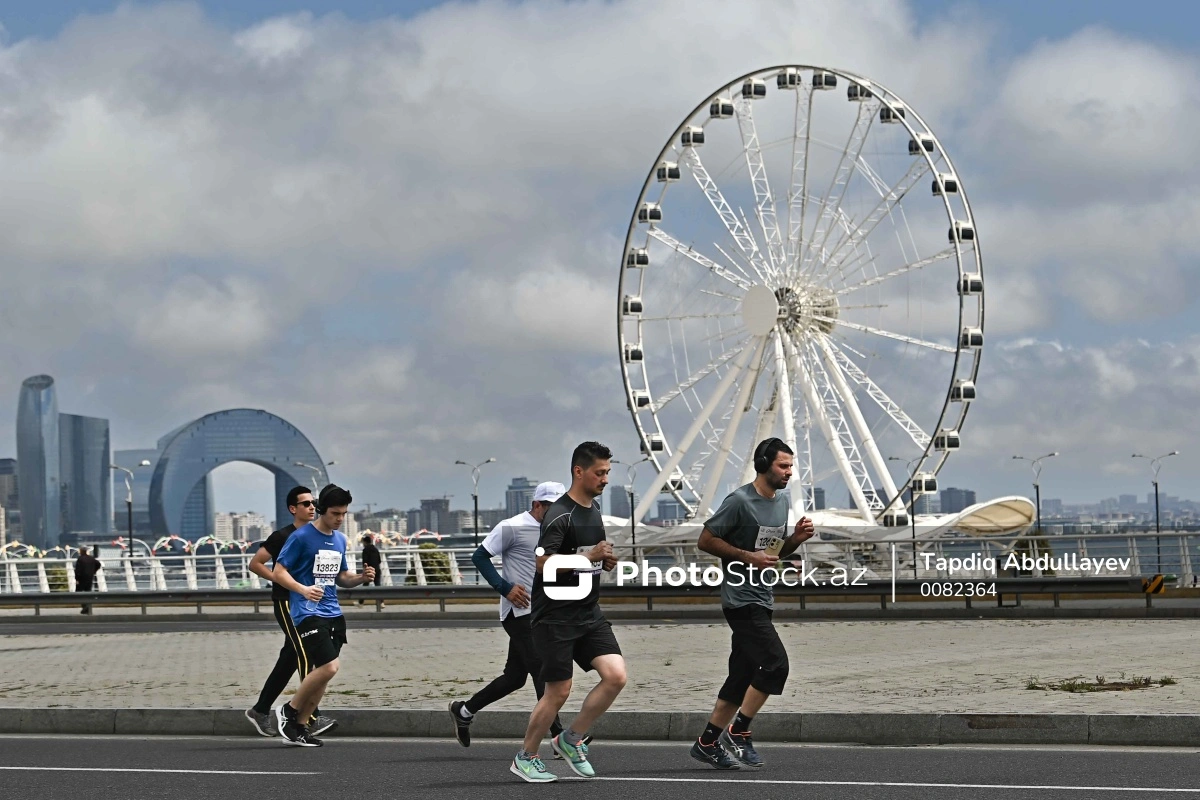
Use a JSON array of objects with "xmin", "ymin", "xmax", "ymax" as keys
[
  {"xmin": 73, "ymin": 547, "xmax": 102, "ymax": 614},
  {"xmin": 243, "ymin": 486, "xmax": 336, "ymax": 738},
  {"xmin": 511, "ymin": 442, "xmax": 624, "ymax": 784}
]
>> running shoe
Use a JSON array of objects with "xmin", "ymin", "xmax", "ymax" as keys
[
  {"xmin": 244, "ymin": 707, "xmax": 276, "ymax": 737},
  {"xmin": 510, "ymin": 752, "xmax": 556, "ymax": 783},
  {"xmin": 690, "ymin": 738, "xmax": 741, "ymax": 770},
  {"xmin": 448, "ymin": 701, "xmax": 472, "ymax": 747},
  {"xmin": 281, "ymin": 726, "xmax": 323, "ymax": 747},
  {"xmin": 719, "ymin": 726, "xmax": 763, "ymax": 768},
  {"xmin": 308, "ymin": 715, "xmax": 339, "ymax": 737},
  {"xmin": 550, "ymin": 733, "xmax": 595, "ymax": 778},
  {"xmin": 551, "ymin": 732, "xmax": 590, "ymax": 759}
]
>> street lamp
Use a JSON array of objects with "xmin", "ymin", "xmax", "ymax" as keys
[
  {"xmin": 887, "ymin": 456, "xmax": 921, "ymax": 579},
  {"xmin": 1012, "ymin": 452, "xmax": 1059, "ymax": 540},
  {"xmin": 110, "ymin": 460, "xmax": 151, "ymax": 565},
  {"xmin": 454, "ymin": 458, "xmax": 495, "ymax": 550},
  {"xmin": 1132, "ymin": 450, "xmax": 1179, "ymax": 573},
  {"xmin": 293, "ymin": 461, "xmax": 336, "ymax": 492},
  {"xmin": 612, "ymin": 457, "xmax": 652, "ymax": 552}
]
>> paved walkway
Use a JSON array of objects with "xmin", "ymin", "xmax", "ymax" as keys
[{"xmin": 1, "ymin": 619, "xmax": 1195, "ymax": 714}]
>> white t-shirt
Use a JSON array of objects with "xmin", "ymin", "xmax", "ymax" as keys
[{"xmin": 480, "ymin": 511, "xmax": 541, "ymax": 620}]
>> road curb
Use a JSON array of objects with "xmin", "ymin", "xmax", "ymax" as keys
[{"xmin": 4, "ymin": 709, "xmax": 1199, "ymax": 746}]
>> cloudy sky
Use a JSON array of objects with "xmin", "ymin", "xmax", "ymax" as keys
[{"xmin": 1, "ymin": 0, "xmax": 1197, "ymax": 518}]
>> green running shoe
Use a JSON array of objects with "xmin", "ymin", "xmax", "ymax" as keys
[
  {"xmin": 551, "ymin": 733, "xmax": 595, "ymax": 778},
  {"xmin": 510, "ymin": 752, "xmax": 557, "ymax": 783}
]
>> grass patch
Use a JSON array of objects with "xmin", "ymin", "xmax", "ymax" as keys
[{"xmin": 1026, "ymin": 673, "xmax": 1178, "ymax": 692}]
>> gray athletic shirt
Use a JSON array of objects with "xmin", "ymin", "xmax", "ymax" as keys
[
  {"xmin": 480, "ymin": 511, "xmax": 540, "ymax": 620},
  {"xmin": 705, "ymin": 483, "xmax": 790, "ymax": 610}
]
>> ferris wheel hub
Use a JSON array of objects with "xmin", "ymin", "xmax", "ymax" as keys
[
  {"xmin": 775, "ymin": 285, "xmax": 838, "ymax": 335},
  {"xmin": 741, "ymin": 284, "xmax": 780, "ymax": 337}
]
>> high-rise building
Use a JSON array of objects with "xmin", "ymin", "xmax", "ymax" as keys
[
  {"xmin": 505, "ymin": 477, "xmax": 538, "ymax": 519},
  {"xmin": 420, "ymin": 497, "xmax": 451, "ymax": 534},
  {"xmin": 481, "ymin": 507, "xmax": 507, "ymax": 530},
  {"xmin": 610, "ymin": 485, "xmax": 632, "ymax": 519},
  {"xmin": 406, "ymin": 508, "xmax": 421, "ymax": 535},
  {"xmin": 656, "ymin": 498, "xmax": 685, "ymax": 522},
  {"xmin": 0, "ymin": 458, "xmax": 18, "ymax": 543},
  {"xmin": 806, "ymin": 487, "xmax": 826, "ymax": 511},
  {"xmin": 939, "ymin": 487, "xmax": 977, "ymax": 515},
  {"xmin": 58, "ymin": 413, "xmax": 112, "ymax": 539},
  {"xmin": 16, "ymin": 375, "xmax": 61, "ymax": 549}
]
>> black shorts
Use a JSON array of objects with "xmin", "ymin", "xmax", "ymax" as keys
[
  {"xmin": 718, "ymin": 604, "xmax": 789, "ymax": 702},
  {"xmin": 532, "ymin": 615, "xmax": 622, "ymax": 683},
  {"xmin": 295, "ymin": 614, "xmax": 347, "ymax": 670}
]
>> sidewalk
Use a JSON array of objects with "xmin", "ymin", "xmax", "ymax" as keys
[{"xmin": 2, "ymin": 618, "xmax": 1195, "ymax": 714}]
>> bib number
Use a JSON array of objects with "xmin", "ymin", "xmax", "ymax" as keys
[
  {"xmin": 313, "ymin": 550, "xmax": 340, "ymax": 586},
  {"xmin": 755, "ymin": 525, "xmax": 786, "ymax": 552}
]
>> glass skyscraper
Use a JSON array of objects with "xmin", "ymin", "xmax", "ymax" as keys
[
  {"xmin": 16, "ymin": 375, "xmax": 60, "ymax": 549},
  {"xmin": 59, "ymin": 413, "xmax": 112, "ymax": 538}
]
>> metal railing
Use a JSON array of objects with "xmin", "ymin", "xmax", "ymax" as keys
[{"xmin": 3, "ymin": 530, "xmax": 1198, "ymax": 596}]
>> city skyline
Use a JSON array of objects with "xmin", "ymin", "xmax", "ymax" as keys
[{"xmin": 0, "ymin": 1, "xmax": 1196, "ymax": 523}]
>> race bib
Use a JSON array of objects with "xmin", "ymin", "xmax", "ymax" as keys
[
  {"xmin": 755, "ymin": 525, "xmax": 786, "ymax": 551},
  {"xmin": 313, "ymin": 549, "xmax": 340, "ymax": 586}
]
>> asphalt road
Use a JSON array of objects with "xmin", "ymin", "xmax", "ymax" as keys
[{"xmin": 2, "ymin": 735, "xmax": 1198, "ymax": 800}]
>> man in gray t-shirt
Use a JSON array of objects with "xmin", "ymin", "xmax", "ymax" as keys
[
  {"xmin": 690, "ymin": 438, "xmax": 815, "ymax": 772},
  {"xmin": 448, "ymin": 482, "xmax": 566, "ymax": 748}
]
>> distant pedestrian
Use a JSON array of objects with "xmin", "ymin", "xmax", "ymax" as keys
[
  {"xmin": 73, "ymin": 546, "xmax": 102, "ymax": 615},
  {"xmin": 360, "ymin": 534, "xmax": 382, "ymax": 587}
]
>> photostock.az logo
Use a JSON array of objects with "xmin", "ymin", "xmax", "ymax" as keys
[{"xmin": 536, "ymin": 547, "xmax": 594, "ymax": 601}]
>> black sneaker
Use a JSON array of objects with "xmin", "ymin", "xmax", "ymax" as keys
[
  {"xmin": 448, "ymin": 701, "xmax": 472, "ymax": 747},
  {"xmin": 690, "ymin": 738, "xmax": 740, "ymax": 770},
  {"xmin": 720, "ymin": 726, "xmax": 763, "ymax": 768},
  {"xmin": 279, "ymin": 714, "xmax": 322, "ymax": 747}
]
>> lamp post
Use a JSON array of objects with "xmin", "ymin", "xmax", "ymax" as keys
[
  {"xmin": 110, "ymin": 460, "xmax": 151, "ymax": 565},
  {"xmin": 887, "ymin": 456, "xmax": 920, "ymax": 579},
  {"xmin": 454, "ymin": 458, "xmax": 495, "ymax": 550},
  {"xmin": 1012, "ymin": 452, "xmax": 1059, "ymax": 540},
  {"xmin": 613, "ymin": 457, "xmax": 651, "ymax": 553},
  {"xmin": 1132, "ymin": 450, "xmax": 1179, "ymax": 573},
  {"xmin": 293, "ymin": 461, "xmax": 336, "ymax": 492}
]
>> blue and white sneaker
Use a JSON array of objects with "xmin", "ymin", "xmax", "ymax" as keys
[
  {"xmin": 690, "ymin": 738, "xmax": 741, "ymax": 770},
  {"xmin": 719, "ymin": 726, "xmax": 763, "ymax": 768},
  {"xmin": 511, "ymin": 752, "xmax": 557, "ymax": 783},
  {"xmin": 551, "ymin": 733, "xmax": 595, "ymax": 778}
]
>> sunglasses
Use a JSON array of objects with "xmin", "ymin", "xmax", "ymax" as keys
[{"xmin": 295, "ymin": 500, "xmax": 316, "ymax": 508}]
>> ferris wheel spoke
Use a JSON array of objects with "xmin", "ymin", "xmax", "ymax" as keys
[
  {"xmin": 652, "ymin": 339, "xmax": 751, "ymax": 411},
  {"xmin": 786, "ymin": 86, "xmax": 814, "ymax": 269},
  {"xmin": 640, "ymin": 312, "xmax": 741, "ymax": 323},
  {"xmin": 647, "ymin": 228, "xmax": 753, "ymax": 291},
  {"xmin": 818, "ymin": 158, "xmax": 933, "ymax": 284},
  {"xmin": 698, "ymin": 335, "xmax": 771, "ymax": 514},
  {"xmin": 828, "ymin": 341, "xmax": 931, "ymax": 448},
  {"xmin": 797, "ymin": 99, "xmax": 878, "ymax": 279},
  {"xmin": 814, "ymin": 316, "xmax": 956, "ymax": 353},
  {"xmin": 814, "ymin": 336, "xmax": 899, "ymax": 502},
  {"xmin": 785, "ymin": 336, "xmax": 878, "ymax": 523},
  {"xmin": 735, "ymin": 97, "xmax": 786, "ymax": 271},
  {"xmin": 681, "ymin": 147, "xmax": 773, "ymax": 284},
  {"xmin": 834, "ymin": 247, "xmax": 956, "ymax": 297},
  {"xmin": 742, "ymin": 382, "xmax": 779, "ymax": 485},
  {"xmin": 634, "ymin": 339, "xmax": 762, "ymax": 523}
]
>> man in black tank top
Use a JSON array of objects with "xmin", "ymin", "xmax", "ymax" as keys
[
  {"xmin": 243, "ymin": 486, "xmax": 336, "ymax": 738},
  {"xmin": 511, "ymin": 442, "xmax": 625, "ymax": 784}
]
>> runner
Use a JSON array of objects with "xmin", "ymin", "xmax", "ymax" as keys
[
  {"xmin": 244, "ymin": 486, "xmax": 336, "ymax": 738},
  {"xmin": 449, "ymin": 481, "xmax": 566, "ymax": 748},
  {"xmin": 511, "ymin": 442, "xmax": 625, "ymax": 783},
  {"xmin": 690, "ymin": 437, "xmax": 815, "ymax": 770},
  {"xmin": 271, "ymin": 483, "xmax": 376, "ymax": 747}
]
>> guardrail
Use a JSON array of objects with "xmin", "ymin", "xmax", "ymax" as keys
[
  {"xmin": 0, "ymin": 577, "xmax": 1154, "ymax": 616},
  {"xmin": 4, "ymin": 529, "xmax": 1199, "ymax": 596}
]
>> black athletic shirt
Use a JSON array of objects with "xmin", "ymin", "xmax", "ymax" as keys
[
  {"xmin": 261, "ymin": 523, "xmax": 297, "ymax": 600},
  {"xmin": 530, "ymin": 494, "xmax": 606, "ymax": 625}
]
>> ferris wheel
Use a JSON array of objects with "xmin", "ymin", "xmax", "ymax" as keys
[{"xmin": 619, "ymin": 65, "xmax": 984, "ymax": 526}]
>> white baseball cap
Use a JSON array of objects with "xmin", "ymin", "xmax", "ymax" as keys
[{"xmin": 532, "ymin": 481, "xmax": 567, "ymax": 503}]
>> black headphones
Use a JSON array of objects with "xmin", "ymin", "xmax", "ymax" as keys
[{"xmin": 754, "ymin": 437, "xmax": 784, "ymax": 474}]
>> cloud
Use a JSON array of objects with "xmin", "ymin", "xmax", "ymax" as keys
[{"xmin": 0, "ymin": 0, "xmax": 1194, "ymax": 517}]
